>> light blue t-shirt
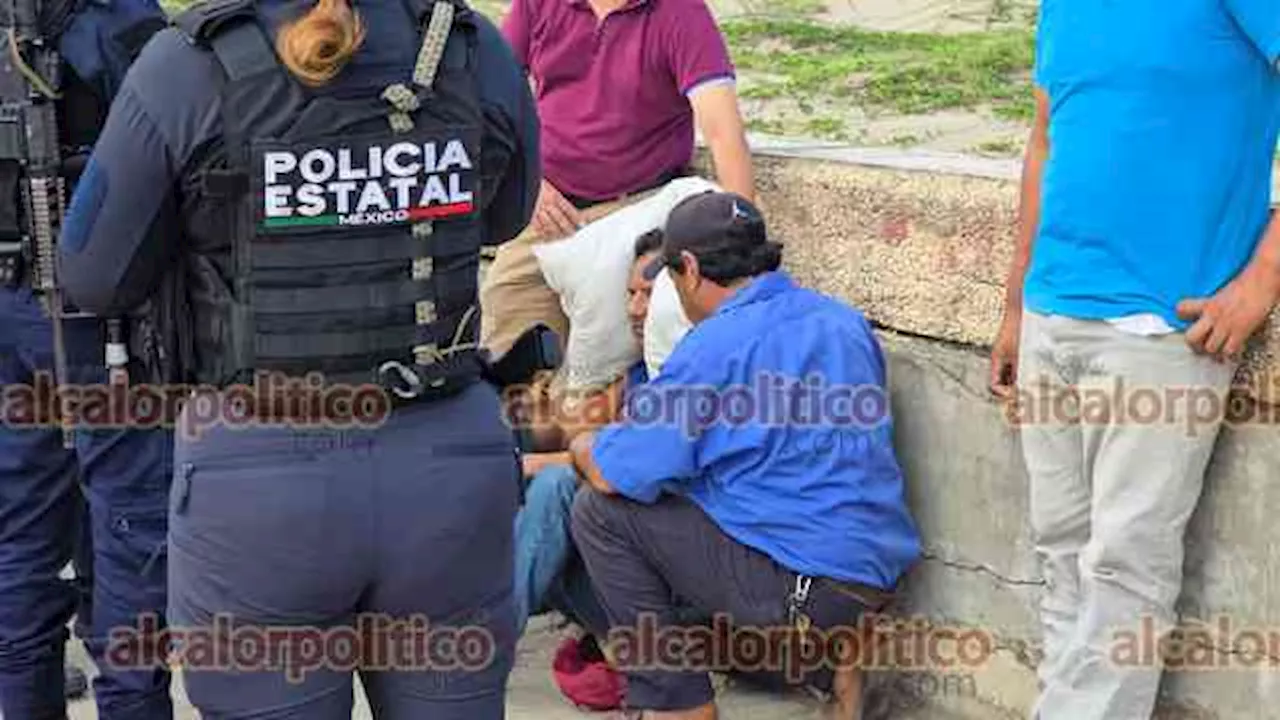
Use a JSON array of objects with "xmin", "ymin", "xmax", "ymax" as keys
[{"xmin": 1026, "ymin": 0, "xmax": 1280, "ymax": 329}]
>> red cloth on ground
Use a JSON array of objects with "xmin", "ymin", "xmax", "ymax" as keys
[{"xmin": 551, "ymin": 635, "xmax": 626, "ymax": 711}]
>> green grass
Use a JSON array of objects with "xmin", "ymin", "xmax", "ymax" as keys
[
  {"xmin": 804, "ymin": 115, "xmax": 847, "ymax": 139},
  {"xmin": 724, "ymin": 18, "xmax": 1035, "ymax": 119},
  {"xmin": 975, "ymin": 138, "xmax": 1021, "ymax": 155},
  {"xmin": 735, "ymin": 0, "xmax": 825, "ymax": 18},
  {"xmin": 160, "ymin": 0, "xmax": 1039, "ymax": 145}
]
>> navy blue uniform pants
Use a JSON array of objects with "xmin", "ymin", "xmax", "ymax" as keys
[
  {"xmin": 168, "ymin": 380, "xmax": 521, "ymax": 719},
  {"xmin": 0, "ymin": 287, "xmax": 174, "ymax": 720}
]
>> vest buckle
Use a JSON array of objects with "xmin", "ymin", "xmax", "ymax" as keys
[{"xmin": 377, "ymin": 360, "xmax": 424, "ymax": 400}]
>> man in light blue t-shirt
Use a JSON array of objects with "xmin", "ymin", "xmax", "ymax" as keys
[{"xmin": 990, "ymin": 2, "xmax": 1279, "ymax": 718}]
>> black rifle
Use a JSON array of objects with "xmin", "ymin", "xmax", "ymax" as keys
[{"xmin": 0, "ymin": 0, "xmax": 81, "ymax": 447}]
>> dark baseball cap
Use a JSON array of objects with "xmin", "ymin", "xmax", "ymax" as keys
[{"xmin": 642, "ymin": 191, "xmax": 770, "ymax": 281}]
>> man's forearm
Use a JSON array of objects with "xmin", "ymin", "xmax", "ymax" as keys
[
  {"xmin": 692, "ymin": 85, "xmax": 756, "ymax": 200},
  {"xmin": 707, "ymin": 132, "xmax": 755, "ymax": 200},
  {"xmin": 557, "ymin": 378, "xmax": 627, "ymax": 446},
  {"xmin": 1243, "ymin": 209, "xmax": 1280, "ymax": 289},
  {"xmin": 1006, "ymin": 90, "xmax": 1051, "ymax": 311},
  {"xmin": 1006, "ymin": 141, "xmax": 1045, "ymax": 309}
]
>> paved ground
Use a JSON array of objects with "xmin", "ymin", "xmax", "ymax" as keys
[{"xmin": 65, "ymin": 615, "xmax": 828, "ymax": 719}]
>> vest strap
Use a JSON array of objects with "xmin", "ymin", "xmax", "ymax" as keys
[
  {"xmin": 253, "ymin": 279, "xmax": 433, "ymax": 314},
  {"xmin": 249, "ymin": 235, "xmax": 429, "ymax": 269},
  {"xmin": 173, "ymin": 0, "xmax": 256, "ymax": 46},
  {"xmin": 209, "ymin": 19, "xmax": 278, "ymax": 82},
  {"xmin": 382, "ymin": 1, "xmax": 455, "ymax": 132},
  {"xmin": 254, "ymin": 308, "xmax": 473, "ymax": 360},
  {"xmin": 415, "ymin": 1, "xmax": 455, "ymax": 90}
]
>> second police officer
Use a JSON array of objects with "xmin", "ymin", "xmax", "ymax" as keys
[
  {"xmin": 0, "ymin": 0, "xmax": 174, "ymax": 717},
  {"xmin": 58, "ymin": 0, "xmax": 540, "ymax": 716}
]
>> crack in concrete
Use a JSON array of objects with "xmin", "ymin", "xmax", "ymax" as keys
[
  {"xmin": 1207, "ymin": 641, "xmax": 1280, "ymax": 664},
  {"xmin": 874, "ymin": 324, "xmax": 989, "ymax": 355},
  {"xmin": 924, "ymin": 362, "xmax": 992, "ymax": 403},
  {"xmin": 880, "ymin": 343, "xmax": 999, "ymax": 405},
  {"xmin": 920, "ymin": 549, "xmax": 1045, "ymax": 587},
  {"xmin": 1168, "ymin": 621, "xmax": 1280, "ymax": 665},
  {"xmin": 987, "ymin": 638, "xmax": 1043, "ymax": 671}
]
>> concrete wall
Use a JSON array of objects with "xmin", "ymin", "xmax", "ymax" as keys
[{"xmin": 723, "ymin": 142, "xmax": 1280, "ymax": 720}]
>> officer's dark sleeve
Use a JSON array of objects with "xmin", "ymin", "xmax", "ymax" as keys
[
  {"xmin": 58, "ymin": 85, "xmax": 176, "ymax": 315},
  {"xmin": 60, "ymin": 29, "xmax": 219, "ymax": 316},
  {"xmin": 473, "ymin": 14, "xmax": 540, "ymax": 245}
]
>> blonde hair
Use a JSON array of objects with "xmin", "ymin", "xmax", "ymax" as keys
[{"xmin": 275, "ymin": 0, "xmax": 366, "ymax": 86}]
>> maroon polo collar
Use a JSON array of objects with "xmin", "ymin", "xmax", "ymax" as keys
[{"xmin": 566, "ymin": 0, "xmax": 651, "ymax": 12}]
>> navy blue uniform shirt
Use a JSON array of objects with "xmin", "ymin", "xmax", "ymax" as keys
[
  {"xmin": 592, "ymin": 271, "xmax": 921, "ymax": 589},
  {"xmin": 58, "ymin": 0, "xmax": 540, "ymax": 316}
]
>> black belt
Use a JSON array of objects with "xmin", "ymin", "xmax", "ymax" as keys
[
  {"xmin": 562, "ymin": 166, "xmax": 695, "ymax": 211},
  {"xmin": 819, "ymin": 576, "xmax": 894, "ymax": 611},
  {"xmin": 218, "ymin": 366, "xmax": 479, "ymax": 413}
]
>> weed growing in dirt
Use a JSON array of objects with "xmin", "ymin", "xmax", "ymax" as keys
[{"xmin": 725, "ymin": 19, "xmax": 1035, "ymax": 121}]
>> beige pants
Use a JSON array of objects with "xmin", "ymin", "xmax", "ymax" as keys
[
  {"xmin": 1017, "ymin": 310, "xmax": 1236, "ymax": 720},
  {"xmin": 479, "ymin": 190, "xmax": 661, "ymax": 358}
]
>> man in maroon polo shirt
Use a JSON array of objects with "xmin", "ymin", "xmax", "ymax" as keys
[{"xmin": 479, "ymin": 0, "xmax": 754, "ymax": 359}]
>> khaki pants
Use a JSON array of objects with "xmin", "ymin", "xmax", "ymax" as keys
[
  {"xmin": 479, "ymin": 190, "xmax": 660, "ymax": 358},
  {"xmin": 1016, "ymin": 310, "xmax": 1236, "ymax": 720}
]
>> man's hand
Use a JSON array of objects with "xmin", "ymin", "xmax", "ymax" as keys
[
  {"xmin": 1178, "ymin": 260, "xmax": 1280, "ymax": 362},
  {"xmin": 990, "ymin": 307, "xmax": 1021, "ymax": 398},
  {"xmin": 532, "ymin": 179, "xmax": 582, "ymax": 238},
  {"xmin": 570, "ymin": 432, "xmax": 615, "ymax": 495}
]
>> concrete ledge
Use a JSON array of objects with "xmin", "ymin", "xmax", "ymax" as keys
[{"xmin": 700, "ymin": 144, "xmax": 1280, "ymax": 407}]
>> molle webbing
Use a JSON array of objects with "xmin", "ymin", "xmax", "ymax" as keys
[
  {"xmin": 377, "ymin": 0, "xmax": 479, "ymax": 380},
  {"xmin": 188, "ymin": 0, "xmax": 486, "ymax": 397}
]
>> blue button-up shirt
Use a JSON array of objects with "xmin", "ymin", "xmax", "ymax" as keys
[{"xmin": 591, "ymin": 271, "xmax": 921, "ymax": 589}]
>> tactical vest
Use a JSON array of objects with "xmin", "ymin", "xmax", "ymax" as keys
[{"xmin": 173, "ymin": 0, "xmax": 488, "ymax": 400}]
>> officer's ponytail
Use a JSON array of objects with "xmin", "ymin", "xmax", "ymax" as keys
[{"xmin": 276, "ymin": 0, "xmax": 365, "ymax": 86}]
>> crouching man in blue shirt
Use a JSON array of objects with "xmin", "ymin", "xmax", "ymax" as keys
[{"xmin": 567, "ymin": 192, "xmax": 921, "ymax": 720}]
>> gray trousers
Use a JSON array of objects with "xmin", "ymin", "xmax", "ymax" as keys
[
  {"xmin": 571, "ymin": 491, "xmax": 872, "ymax": 712},
  {"xmin": 1017, "ymin": 311, "xmax": 1236, "ymax": 720}
]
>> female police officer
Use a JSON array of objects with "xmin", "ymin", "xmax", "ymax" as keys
[{"xmin": 58, "ymin": 0, "xmax": 539, "ymax": 716}]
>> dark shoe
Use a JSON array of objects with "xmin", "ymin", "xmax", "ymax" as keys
[
  {"xmin": 578, "ymin": 633, "xmax": 605, "ymax": 662},
  {"xmin": 65, "ymin": 664, "xmax": 89, "ymax": 699}
]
